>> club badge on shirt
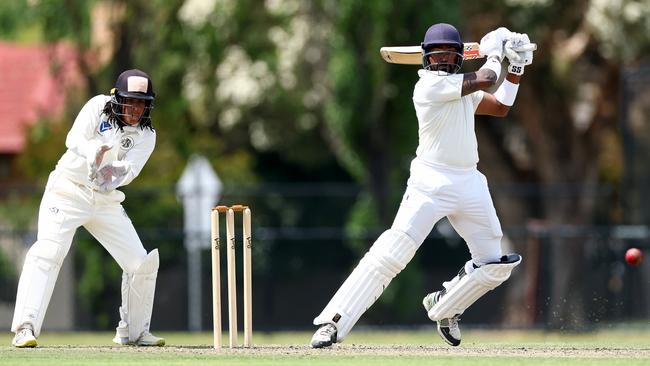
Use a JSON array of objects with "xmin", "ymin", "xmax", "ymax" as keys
[
  {"xmin": 120, "ymin": 136, "xmax": 135, "ymax": 151},
  {"xmin": 99, "ymin": 119, "xmax": 112, "ymax": 134}
]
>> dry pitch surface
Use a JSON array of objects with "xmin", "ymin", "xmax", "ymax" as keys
[
  {"xmin": 22, "ymin": 343, "xmax": 649, "ymax": 357},
  {"xmin": 2, "ymin": 329, "xmax": 650, "ymax": 365}
]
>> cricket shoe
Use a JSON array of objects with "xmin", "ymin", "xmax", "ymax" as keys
[
  {"xmin": 310, "ymin": 323, "xmax": 337, "ymax": 348},
  {"xmin": 436, "ymin": 316, "xmax": 461, "ymax": 346},
  {"xmin": 12, "ymin": 327, "xmax": 37, "ymax": 348},
  {"xmin": 135, "ymin": 331, "xmax": 165, "ymax": 346},
  {"xmin": 422, "ymin": 291, "xmax": 442, "ymax": 313},
  {"xmin": 113, "ymin": 331, "xmax": 165, "ymax": 347},
  {"xmin": 423, "ymin": 291, "xmax": 461, "ymax": 346}
]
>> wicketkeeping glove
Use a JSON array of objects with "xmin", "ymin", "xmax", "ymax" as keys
[
  {"xmin": 93, "ymin": 161, "xmax": 129, "ymax": 192},
  {"xmin": 87, "ymin": 142, "xmax": 114, "ymax": 181}
]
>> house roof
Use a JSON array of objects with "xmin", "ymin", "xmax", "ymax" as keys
[{"xmin": 0, "ymin": 42, "xmax": 84, "ymax": 154}]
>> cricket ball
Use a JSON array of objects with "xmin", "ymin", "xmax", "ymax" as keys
[{"xmin": 625, "ymin": 248, "xmax": 643, "ymax": 266}]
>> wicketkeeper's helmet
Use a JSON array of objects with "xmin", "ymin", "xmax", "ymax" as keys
[{"xmin": 109, "ymin": 69, "xmax": 155, "ymax": 129}]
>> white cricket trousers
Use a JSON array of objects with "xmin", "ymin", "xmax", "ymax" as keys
[
  {"xmin": 313, "ymin": 158, "xmax": 504, "ymax": 340},
  {"xmin": 392, "ymin": 158, "xmax": 503, "ymax": 265},
  {"xmin": 11, "ymin": 170, "xmax": 147, "ymax": 336}
]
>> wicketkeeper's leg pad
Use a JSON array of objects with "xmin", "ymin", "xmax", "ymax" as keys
[
  {"xmin": 117, "ymin": 249, "xmax": 159, "ymax": 342},
  {"xmin": 428, "ymin": 254, "xmax": 522, "ymax": 321},
  {"xmin": 12, "ymin": 239, "xmax": 67, "ymax": 337},
  {"xmin": 314, "ymin": 229, "xmax": 419, "ymax": 340}
]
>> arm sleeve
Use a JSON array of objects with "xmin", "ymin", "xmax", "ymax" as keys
[
  {"xmin": 412, "ymin": 72, "xmax": 463, "ymax": 104},
  {"xmin": 65, "ymin": 95, "xmax": 106, "ymax": 163},
  {"xmin": 114, "ymin": 131, "xmax": 156, "ymax": 188}
]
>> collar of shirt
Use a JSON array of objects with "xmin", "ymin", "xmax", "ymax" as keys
[{"xmin": 418, "ymin": 69, "xmax": 452, "ymax": 78}]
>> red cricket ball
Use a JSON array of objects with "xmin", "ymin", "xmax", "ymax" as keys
[{"xmin": 625, "ymin": 248, "xmax": 643, "ymax": 266}]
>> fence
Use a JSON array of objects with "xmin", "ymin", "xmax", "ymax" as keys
[{"xmin": 0, "ymin": 181, "xmax": 648, "ymax": 332}]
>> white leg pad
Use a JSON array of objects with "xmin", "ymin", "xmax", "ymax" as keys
[
  {"xmin": 313, "ymin": 229, "xmax": 418, "ymax": 340},
  {"xmin": 11, "ymin": 240, "xmax": 66, "ymax": 337},
  {"xmin": 428, "ymin": 254, "xmax": 522, "ymax": 321},
  {"xmin": 441, "ymin": 260, "xmax": 476, "ymax": 292},
  {"xmin": 118, "ymin": 249, "xmax": 159, "ymax": 342}
]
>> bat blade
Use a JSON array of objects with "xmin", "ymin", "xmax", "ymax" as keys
[
  {"xmin": 379, "ymin": 46, "xmax": 422, "ymax": 65},
  {"xmin": 380, "ymin": 43, "xmax": 482, "ymax": 65},
  {"xmin": 380, "ymin": 42, "xmax": 536, "ymax": 65}
]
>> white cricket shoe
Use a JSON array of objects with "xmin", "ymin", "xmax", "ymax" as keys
[
  {"xmin": 113, "ymin": 331, "xmax": 165, "ymax": 347},
  {"xmin": 135, "ymin": 331, "xmax": 165, "ymax": 346},
  {"xmin": 310, "ymin": 323, "xmax": 337, "ymax": 348},
  {"xmin": 436, "ymin": 316, "xmax": 461, "ymax": 346},
  {"xmin": 422, "ymin": 291, "xmax": 441, "ymax": 313},
  {"xmin": 112, "ymin": 326, "xmax": 129, "ymax": 345},
  {"xmin": 12, "ymin": 327, "xmax": 37, "ymax": 348},
  {"xmin": 423, "ymin": 291, "xmax": 461, "ymax": 346}
]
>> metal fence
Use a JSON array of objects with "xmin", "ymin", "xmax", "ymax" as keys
[{"xmin": 0, "ymin": 180, "xmax": 648, "ymax": 332}]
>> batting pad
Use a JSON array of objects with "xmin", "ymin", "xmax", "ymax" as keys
[
  {"xmin": 121, "ymin": 249, "xmax": 159, "ymax": 342},
  {"xmin": 314, "ymin": 229, "xmax": 418, "ymax": 340},
  {"xmin": 428, "ymin": 254, "xmax": 521, "ymax": 321},
  {"xmin": 11, "ymin": 240, "xmax": 65, "ymax": 337}
]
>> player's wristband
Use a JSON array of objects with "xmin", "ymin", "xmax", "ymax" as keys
[
  {"xmin": 494, "ymin": 79, "xmax": 519, "ymax": 106},
  {"xmin": 479, "ymin": 57, "xmax": 502, "ymax": 81}
]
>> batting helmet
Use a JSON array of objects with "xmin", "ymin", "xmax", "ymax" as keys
[{"xmin": 421, "ymin": 23, "xmax": 464, "ymax": 73}]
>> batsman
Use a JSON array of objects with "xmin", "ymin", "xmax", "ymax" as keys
[
  {"xmin": 11, "ymin": 69, "xmax": 164, "ymax": 348},
  {"xmin": 311, "ymin": 23, "xmax": 534, "ymax": 348}
]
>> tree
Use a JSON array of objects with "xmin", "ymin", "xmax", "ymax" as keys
[
  {"xmin": 3, "ymin": 0, "xmax": 649, "ymax": 329},
  {"xmin": 460, "ymin": 0, "xmax": 650, "ymax": 328}
]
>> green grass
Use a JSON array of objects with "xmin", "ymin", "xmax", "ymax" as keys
[{"xmin": 1, "ymin": 327, "xmax": 650, "ymax": 365}]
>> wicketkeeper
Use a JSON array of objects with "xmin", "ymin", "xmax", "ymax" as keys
[
  {"xmin": 11, "ymin": 69, "xmax": 164, "ymax": 348},
  {"xmin": 311, "ymin": 23, "xmax": 534, "ymax": 348}
]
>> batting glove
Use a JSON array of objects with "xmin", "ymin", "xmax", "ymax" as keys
[
  {"xmin": 504, "ymin": 33, "xmax": 534, "ymax": 75},
  {"xmin": 507, "ymin": 58, "xmax": 525, "ymax": 75},
  {"xmin": 479, "ymin": 27, "xmax": 512, "ymax": 61},
  {"xmin": 509, "ymin": 33, "xmax": 530, "ymax": 49}
]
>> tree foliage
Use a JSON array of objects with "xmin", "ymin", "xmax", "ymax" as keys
[{"xmin": 1, "ymin": 0, "xmax": 649, "ymax": 329}]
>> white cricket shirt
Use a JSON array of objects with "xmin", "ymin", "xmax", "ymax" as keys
[
  {"xmin": 55, "ymin": 95, "xmax": 156, "ymax": 188},
  {"xmin": 412, "ymin": 70, "xmax": 484, "ymax": 168}
]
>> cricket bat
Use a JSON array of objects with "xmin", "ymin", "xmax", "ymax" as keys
[{"xmin": 380, "ymin": 42, "xmax": 537, "ymax": 65}]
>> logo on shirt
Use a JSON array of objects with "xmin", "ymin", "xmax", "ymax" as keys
[
  {"xmin": 120, "ymin": 136, "xmax": 135, "ymax": 151},
  {"xmin": 99, "ymin": 119, "xmax": 112, "ymax": 133}
]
